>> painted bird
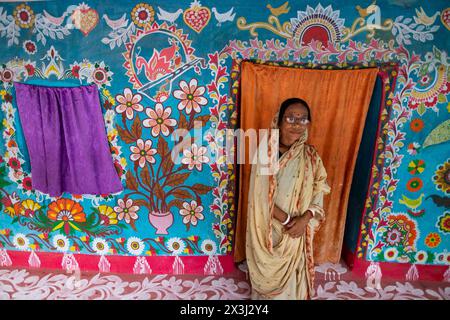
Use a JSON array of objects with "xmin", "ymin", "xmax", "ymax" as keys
[
  {"xmin": 267, "ymin": 2, "xmax": 290, "ymax": 17},
  {"xmin": 157, "ymin": 7, "xmax": 184, "ymax": 24},
  {"xmin": 212, "ymin": 7, "xmax": 236, "ymax": 26},
  {"xmin": 43, "ymin": 5, "xmax": 78, "ymax": 26},
  {"xmin": 356, "ymin": 0, "xmax": 377, "ymax": 18},
  {"xmin": 102, "ymin": 13, "xmax": 128, "ymax": 30},
  {"xmin": 414, "ymin": 7, "xmax": 440, "ymax": 26},
  {"xmin": 399, "ymin": 193, "xmax": 425, "ymax": 211}
]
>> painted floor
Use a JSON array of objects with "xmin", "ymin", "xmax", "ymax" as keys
[{"xmin": 0, "ymin": 261, "xmax": 449, "ymax": 300}]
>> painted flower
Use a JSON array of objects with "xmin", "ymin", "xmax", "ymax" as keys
[
  {"xmin": 92, "ymin": 238, "xmax": 110, "ymax": 255},
  {"xmin": 22, "ymin": 177, "xmax": 32, "ymax": 191},
  {"xmin": 23, "ymin": 40, "xmax": 37, "ymax": 55},
  {"xmin": 8, "ymin": 157, "xmax": 21, "ymax": 170},
  {"xmin": 407, "ymin": 142, "xmax": 420, "ymax": 156},
  {"xmin": 424, "ymin": 232, "xmax": 441, "ymax": 248},
  {"xmin": 131, "ymin": 3, "xmax": 155, "ymax": 27},
  {"xmin": 130, "ymin": 139, "xmax": 157, "ymax": 168},
  {"xmin": 384, "ymin": 247, "xmax": 399, "ymax": 261},
  {"xmin": 173, "ymin": 78, "xmax": 208, "ymax": 114},
  {"xmin": 13, "ymin": 4, "xmax": 35, "ymax": 29},
  {"xmin": 1, "ymin": 193, "xmax": 22, "ymax": 218},
  {"xmin": 0, "ymin": 68, "xmax": 14, "ymax": 83},
  {"xmin": 115, "ymin": 88, "xmax": 144, "ymax": 120},
  {"xmin": 90, "ymin": 62, "xmax": 113, "ymax": 87},
  {"xmin": 71, "ymin": 65, "xmax": 81, "ymax": 78},
  {"xmin": 52, "ymin": 234, "xmax": 70, "ymax": 252},
  {"xmin": 181, "ymin": 143, "xmax": 209, "ymax": 171},
  {"xmin": 47, "ymin": 199, "xmax": 86, "ymax": 235},
  {"xmin": 13, "ymin": 233, "xmax": 29, "ymax": 251},
  {"xmin": 415, "ymin": 250, "xmax": 428, "ymax": 264},
  {"xmin": 406, "ymin": 177, "xmax": 423, "ymax": 192},
  {"xmin": 114, "ymin": 199, "xmax": 139, "ymax": 224},
  {"xmin": 436, "ymin": 212, "xmax": 450, "ymax": 234},
  {"xmin": 387, "ymin": 214, "xmax": 418, "ymax": 248},
  {"xmin": 126, "ymin": 237, "xmax": 145, "ymax": 255},
  {"xmin": 407, "ymin": 159, "xmax": 426, "ymax": 175},
  {"xmin": 418, "ymin": 74, "xmax": 432, "ymax": 86},
  {"xmin": 98, "ymin": 205, "xmax": 118, "ymax": 225},
  {"xmin": 179, "ymin": 200, "xmax": 204, "ymax": 228},
  {"xmin": 166, "ymin": 237, "xmax": 186, "ymax": 255},
  {"xmin": 433, "ymin": 159, "xmax": 450, "ymax": 194},
  {"xmin": 155, "ymin": 90, "xmax": 169, "ymax": 103},
  {"xmin": 384, "ymin": 227, "xmax": 402, "ymax": 246},
  {"xmin": 20, "ymin": 199, "xmax": 41, "ymax": 217},
  {"xmin": 201, "ymin": 239, "xmax": 217, "ymax": 255},
  {"xmin": 409, "ymin": 118, "xmax": 424, "ymax": 132},
  {"xmin": 434, "ymin": 252, "xmax": 446, "ymax": 264},
  {"xmin": 143, "ymin": 104, "xmax": 177, "ymax": 137},
  {"xmin": 104, "ymin": 110, "xmax": 116, "ymax": 129},
  {"xmin": 24, "ymin": 63, "xmax": 35, "ymax": 76}
]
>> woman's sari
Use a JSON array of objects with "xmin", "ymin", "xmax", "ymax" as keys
[{"xmin": 246, "ymin": 112, "xmax": 330, "ymax": 299}]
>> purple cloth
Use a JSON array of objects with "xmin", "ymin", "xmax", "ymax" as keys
[{"xmin": 14, "ymin": 83, "xmax": 123, "ymax": 197}]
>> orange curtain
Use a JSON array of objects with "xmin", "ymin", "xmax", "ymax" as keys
[{"xmin": 234, "ymin": 62, "xmax": 378, "ymax": 264}]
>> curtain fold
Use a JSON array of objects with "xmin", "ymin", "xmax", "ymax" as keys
[
  {"xmin": 14, "ymin": 82, "xmax": 123, "ymax": 197},
  {"xmin": 234, "ymin": 62, "xmax": 378, "ymax": 264}
]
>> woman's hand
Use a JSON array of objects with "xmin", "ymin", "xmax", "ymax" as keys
[{"xmin": 284, "ymin": 211, "xmax": 313, "ymax": 238}]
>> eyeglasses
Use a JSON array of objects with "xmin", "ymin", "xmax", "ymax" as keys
[{"xmin": 283, "ymin": 116, "xmax": 310, "ymax": 125}]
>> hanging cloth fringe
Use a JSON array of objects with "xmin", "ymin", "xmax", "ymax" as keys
[
  {"xmin": 406, "ymin": 264, "xmax": 419, "ymax": 281},
  {"xmin": 365, "ymin": 261, "xmax": 382, "ymax": 290},
  {"xmin": 28, "ymin": 250, "xmax": 41, "ymax": 268},
  {"xmin": 61, "ymin": 253, "xmax": 79, "ymax": 273},
  {"xmin": 133, "ymin": 256, "xmax": 152, "ymax": 274},
  {"xmin": 444, "ymin": 266, "xmax": 450, "ymax": 282},
  {"xmin": 0, "ymin": 249, "xmax": 12, "ymax": 266},
  {"xmin": 204, "ymin": 255, "xmax": 223, "ymax": 275},
  {"xmin": 98, "ymin": 255, "xmax": 111, "ymax": 273},
  {"xmin": 173, "ymin": 255, "xmax": 184, "ymax": 275}
]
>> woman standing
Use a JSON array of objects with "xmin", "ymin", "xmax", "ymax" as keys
[{"xmin": 246, "ymin": 98, "xmax": 330, "ymax": 300}]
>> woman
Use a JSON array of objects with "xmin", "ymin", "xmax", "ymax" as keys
[{"xmin": 246, "ymin": 98, "xmax": 330, "ymax": 300}]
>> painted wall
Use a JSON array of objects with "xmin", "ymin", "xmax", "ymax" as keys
[{"xmin": 0, "ymin": 0, "xmax": 448, "ymax": 274}]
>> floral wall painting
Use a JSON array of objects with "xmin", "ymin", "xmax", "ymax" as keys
[{"xmin": 0, "ymin": 0, "xmax": 448, "ymax": 278}]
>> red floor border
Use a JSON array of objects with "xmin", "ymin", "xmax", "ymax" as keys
[{"xmin": 2, "ymin": 249, "xmax": 236, "ymax": 275}]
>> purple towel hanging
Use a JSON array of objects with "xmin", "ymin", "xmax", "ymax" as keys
[{"xmin": 14, "ymin": 82, "xmax": 123, "ymax": 197}]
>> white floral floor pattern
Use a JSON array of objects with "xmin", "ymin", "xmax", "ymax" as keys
[{"xmin": 0, "ymin": 264, "xmax": 449, "ymax": 300}]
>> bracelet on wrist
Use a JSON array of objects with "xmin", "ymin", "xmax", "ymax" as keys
[{"xmin": 281, "ymin": 214, "xmax": 291, "ymax": 226}]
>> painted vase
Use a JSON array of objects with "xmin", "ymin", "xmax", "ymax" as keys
[{"xmin": 148, "ymin": 211, "xmax": 174, "ymax": 235}]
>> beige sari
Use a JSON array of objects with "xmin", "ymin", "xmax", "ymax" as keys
[{"xmin": 246, "ymin": 112, "xmax": 330, "ymax": 300}]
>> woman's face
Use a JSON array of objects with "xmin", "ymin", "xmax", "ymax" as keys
[{"xmin": 279, "ymin": 103, "xmax": 310, "ymax": 147}]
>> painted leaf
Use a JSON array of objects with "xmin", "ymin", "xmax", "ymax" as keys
[
  {"xmin": 423, "ymin": 119, "xmax": 450, "ymax": 148},
  {"xmin": 191, "ymin": 184, "xmax": 214, "ymax": 194},
  {"xmin": 171, "ymin": 188, "xmax": 192, "ymax": 199},
  {"xmin": 195, "ymin": 115, "xmax": 211, "ymax": 127},
  {"xmin": 178, "ymin": 112, "xmax": 188, "ymax": 130},
  {"xmin": 158, "ymin": 136, "xmax": 172, "ymax": 175},
  {"xmin": 125, "ymin": 170, "xmax": 138, "ymax": 191},
  {"xmin": 157, "ymin": 136, "xmax": 169, "ymax": 157},
  {"xmin": 117, "ymin": 125, "xmax": 135, "ymax": 144},
  {"xmin": 140, "ymin": 165, "xmax": 152, "ymax": 187},
  {"xmin": 154, "ymin": 182, "xmax": 165, "ymax": 199},
  {"xmin": 167, "ymin": 199, "xmax": 184, "ymax": 210},
  {"xmin": 133, "ymin": 199, "xmax": 151, "ymax": 210},
  {"xmin": 165, "ymin": 173, "xmax": 190, "ymax": 187},
  {"xmin": 130, "ymin": 116, "xmax": 142, "ymax": 140}
]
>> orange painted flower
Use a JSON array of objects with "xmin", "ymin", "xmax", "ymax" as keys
[
  {"xmin": 406, "ymin": 177, "xmax": 423, "ymax": 192},
  {"xmin": 410, "ymin": 118, "xmax": 424, "ymax": 132},
  {"xmin": 387, "ymin": 214, "xmax": 418, "ymax": 247},
  {"xmin": 424, "ymin": 232, "xmax": 441, "ymax": 248},
  {"xmin": 47, "ymin": 199, "xmax": 86, "ymax": 235}
]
